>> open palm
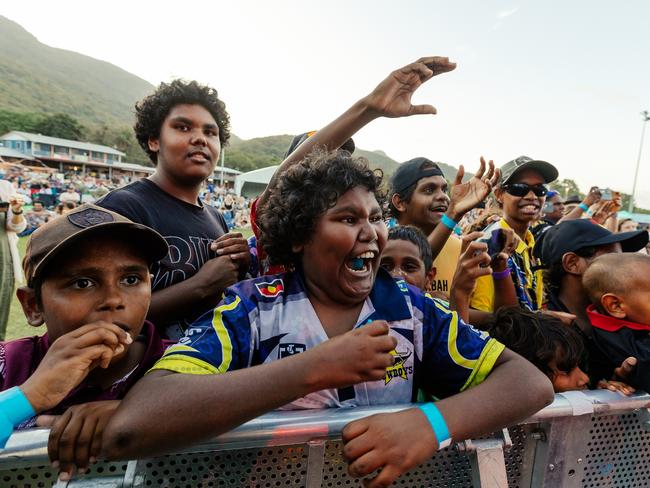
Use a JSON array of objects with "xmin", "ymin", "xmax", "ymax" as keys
[
  {"xmin": 449, "ymin": 157, "xmax": 500, "ymax": 217},
  {"xmin": 365, "ymin": 56, "xmax": 456, "ymax": 118}
]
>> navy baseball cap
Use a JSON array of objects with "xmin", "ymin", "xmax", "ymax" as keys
[
  {"xmin": 534, "ymin": 219, "xmax": 649, "ymax": 267},
  {"xmin": 389, "ymin": 157, "xmax": 445, "ymax": 195}
]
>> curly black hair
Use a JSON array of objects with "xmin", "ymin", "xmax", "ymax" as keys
[
  {"xmin": 259, "ymin": 149, "xmax": 384, "ymax": 267},
  {"xmin": 134, "ymin": 79, "xmax": 231, "ymax": 164},
  {"xmin": 486, "ymin": 307, "xmax": 583, "ymax": 377}
]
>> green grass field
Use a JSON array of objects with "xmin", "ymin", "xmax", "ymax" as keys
[{"xmin": 5, "ymin": 228, "xmax": 253, "ymax": 340}]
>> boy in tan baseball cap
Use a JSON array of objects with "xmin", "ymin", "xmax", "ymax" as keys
[{"xmin": 1, "ymin": 204, "xmax": 169, "ymax": 481}]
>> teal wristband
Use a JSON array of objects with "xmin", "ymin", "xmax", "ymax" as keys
[
  {"xmin": 1, "ymin": 387, "xmax": 36, "ymax": 425},
  {"xmin": 419, "ymin": 403, "xmax": 452, "ymax": 450},
  {"xmin": 578, "ymin": 203, "xmax": 589, "ymax": 212},
  {"xmin": 0, "ymin": 387, "xmax": 36, "ymax": 448},
  {"xmin": 441, "ymin": 214, "xmax": 457, "ymax": 231}
]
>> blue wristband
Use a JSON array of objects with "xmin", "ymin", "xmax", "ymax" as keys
[
  {"xmin": 419, "ymin": 402, "xmax": 452, "ymax": 450},
  {"xmin": 0, "ymin": 387, "xmax": 36, "ymax": 448},
  {"xmin": 1, "ymin": 387, "xmax": 36, "ymax": 425},
  {"xmin": 578, "ymin": 203, "xmax": 589, "ymax": 212},
  {"xmin": 441, "ymin": 214, "xmax": 457, "ymax": 231}
]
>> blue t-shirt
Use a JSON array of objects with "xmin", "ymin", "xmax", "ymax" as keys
[{"xmin": 151, "ymin": 269, "xmax": 505, "ymax": 409}]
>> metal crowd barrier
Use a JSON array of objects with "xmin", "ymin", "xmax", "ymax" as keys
[{"xmin": 1, "ymin": 390, "xmax": 649, "ymax": 487}]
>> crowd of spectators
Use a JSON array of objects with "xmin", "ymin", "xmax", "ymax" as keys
[{"xmin": 0, "ymin": 56, "xmax": 649, "ymax": 486}]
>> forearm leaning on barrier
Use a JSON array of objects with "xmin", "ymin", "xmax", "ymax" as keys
[
  {"xmin": 102, "ymin": 354, "xmax": 326, "ymax": 459},
  {"xmin": 436, "ymin": 349, "xmax": 554, "ymax": 443}
]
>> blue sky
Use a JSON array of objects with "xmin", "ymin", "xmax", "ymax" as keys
[{"xmin": 4, "ymin": 1, "xmax": 650, "ymax": 205}]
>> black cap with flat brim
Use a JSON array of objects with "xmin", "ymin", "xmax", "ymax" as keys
[{"xmin": 534, "ymin": 218, "xmax": 649, "ymax": 267}]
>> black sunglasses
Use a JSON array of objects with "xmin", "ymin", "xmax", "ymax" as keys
[{"xmin": 502, "ymin": 183, "xmax": 548, "ymax": 197}]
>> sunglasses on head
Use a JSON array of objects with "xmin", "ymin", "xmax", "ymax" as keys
[{"xmin": 502, "ymin": 183, "xmax": 548, "ymax": 197}]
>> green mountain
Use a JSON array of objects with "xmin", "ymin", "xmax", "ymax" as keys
[
  {"xmin": 0, "ymin": 16, "xmax": 467, "ymax": 180},
  {"xmin": 0, "ymin": 15, "xmax": 153, "ymax": 127}
]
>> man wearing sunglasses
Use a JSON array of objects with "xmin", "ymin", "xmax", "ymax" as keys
[{"xmin": 470, "ymin": 156, "xmax": 558, "ymax": 312}]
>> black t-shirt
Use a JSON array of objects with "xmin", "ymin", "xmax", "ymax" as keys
[{"xmin": 98, "ymin": 179, "xmax": 228, "ymax": 339}]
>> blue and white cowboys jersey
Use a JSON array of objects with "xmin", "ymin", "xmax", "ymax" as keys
[{"xmin": 151, "ymin": 269, "xmax": 505, "ymax": 409}]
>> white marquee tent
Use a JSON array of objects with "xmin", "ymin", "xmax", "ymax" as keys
[{"xmin": 234, "ymin": 165, "xmax": 278, "ymax": 198}]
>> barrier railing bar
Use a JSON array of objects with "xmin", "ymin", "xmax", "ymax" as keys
[{"xmin": 1, "ymin": 391, "xmax": 648, "ymax": 468}]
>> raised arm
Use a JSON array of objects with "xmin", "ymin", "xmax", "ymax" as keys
[{"xmin": 257, "ymin": 56, "xmax": 457, "ymax": 208}]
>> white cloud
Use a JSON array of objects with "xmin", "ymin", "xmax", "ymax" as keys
[{"xmin": 497, "ymin": 6, "xmax": 520, "ymax": 18}]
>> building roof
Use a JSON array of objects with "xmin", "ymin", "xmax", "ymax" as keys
[
  {"xmin": 0, "ymin": 131, "xmax": 126, "ymax": 156},
  {"xmin": 234, "ymin": 165, "xmax": 278, "ymax": 195},
  {"xmin": 214, "ymin": 165, "xmax": 242, "ymax": 175},
  {"xmin": 0, "ymin": 146, "xmax": 38, "ymax": 161}
]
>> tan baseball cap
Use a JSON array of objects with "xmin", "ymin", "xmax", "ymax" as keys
[{"xmin": 23, "ymin": 204, "xmax": 169, "ymax": 287}]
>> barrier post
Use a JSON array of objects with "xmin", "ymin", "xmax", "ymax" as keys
[{"xmin": 463, "ymin": 428, "xmax": 512, "ymax": 488}]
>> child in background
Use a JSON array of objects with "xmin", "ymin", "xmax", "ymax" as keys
[
  {"xmin": 380, "ymin": 225, "xmax": 436, "ymax": 292},
  {"xmin": 485, "ymin": 307, "xmax": 589, "ymax": 392},
  {"xmin": 0, "ymin": 204, "xmax": 169, "ymax": 480},
  {"xmin": 583, "ymin": 252, "xmax": 650, "ymax": 392}
]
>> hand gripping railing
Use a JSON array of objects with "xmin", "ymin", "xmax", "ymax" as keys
[{"xmin": 1, "ymin": 390, "xmax": 649, "ymax": 487}]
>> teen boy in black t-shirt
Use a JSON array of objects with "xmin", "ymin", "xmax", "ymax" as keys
[{"xmin": 99, "ymin": 81, "xmax": 250, "ymax": 339}]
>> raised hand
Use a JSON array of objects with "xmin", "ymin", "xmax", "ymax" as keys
[
  {"xmin": 590, "ymin": 200, "xmax": 618, "ymax": 225},
  {"xmin": 363, "ymin": 56, "xmax": 456, "ymax": 118},
  {"xmin": 448, "ymin": 157, "xmax": 500, "ymax": 220},
  {"xmin": 583, "ymin": 186, "xmax": 601, "ymax": 207},
  {"xmin": 9, "ymin": 195, "xmax": 24, "ymax": 213}
]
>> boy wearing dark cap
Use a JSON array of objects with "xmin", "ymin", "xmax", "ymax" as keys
[
  {"xmin": 1, "ymin": 204, "xmax": 170, "ymax": 480},
  {"xmin": 470, "ymin": 156, "xmax": 558, "ymax": 312},
  {"xmin": 583, "ymin": 253, "xmax": 650, "ymax": 392},
  {"xmin": 388, "ymin": 157, "xmax": 498, "ymax": 299},
  {"xmin": 535, "ymin": 219, "xmax": 648, "ymax": 388}
]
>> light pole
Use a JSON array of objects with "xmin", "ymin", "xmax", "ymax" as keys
[
  {"xmin": 629, "ymin": 110, "xmax": 650, "ymax": 212},
  {"xmin": 220, "ymin": 146, "xmax": 225, "ymax": 187}
]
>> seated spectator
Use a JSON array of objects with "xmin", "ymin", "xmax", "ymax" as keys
[
  {"xmin": 55, "ymin": 201, "xmax": 77, "ymax": 216},
  {"xmin": 1, "ymin": 204, "xmax": 170, "ymax": 480},
  {"xmin": 103, "ymin": 149, "xmax": 553, "ymax": 487},
  {"xmin": 583, "ymin": 253, "xmax": 650, "ymax": 392},
  {"xmin": 470, "ymin": 156, "xmax": 559, "ymax": 312},
  {"xmin": 485, "ymin": 307, "xmax": 589, "ymax": 392},
  {"xmin": 534, "ymin": 219, "xmax": 648, "ymax": 388},
  {"xmin": 58, "ymin": 185, "xmax": 80, "ymax": 204},
  {"xmin": 23, "ymin": 200, "xmax": 54, "ymax": 234},
  {"xmin": 380, "ymin": 225, "xmax": 435, "ymax": 292}
]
